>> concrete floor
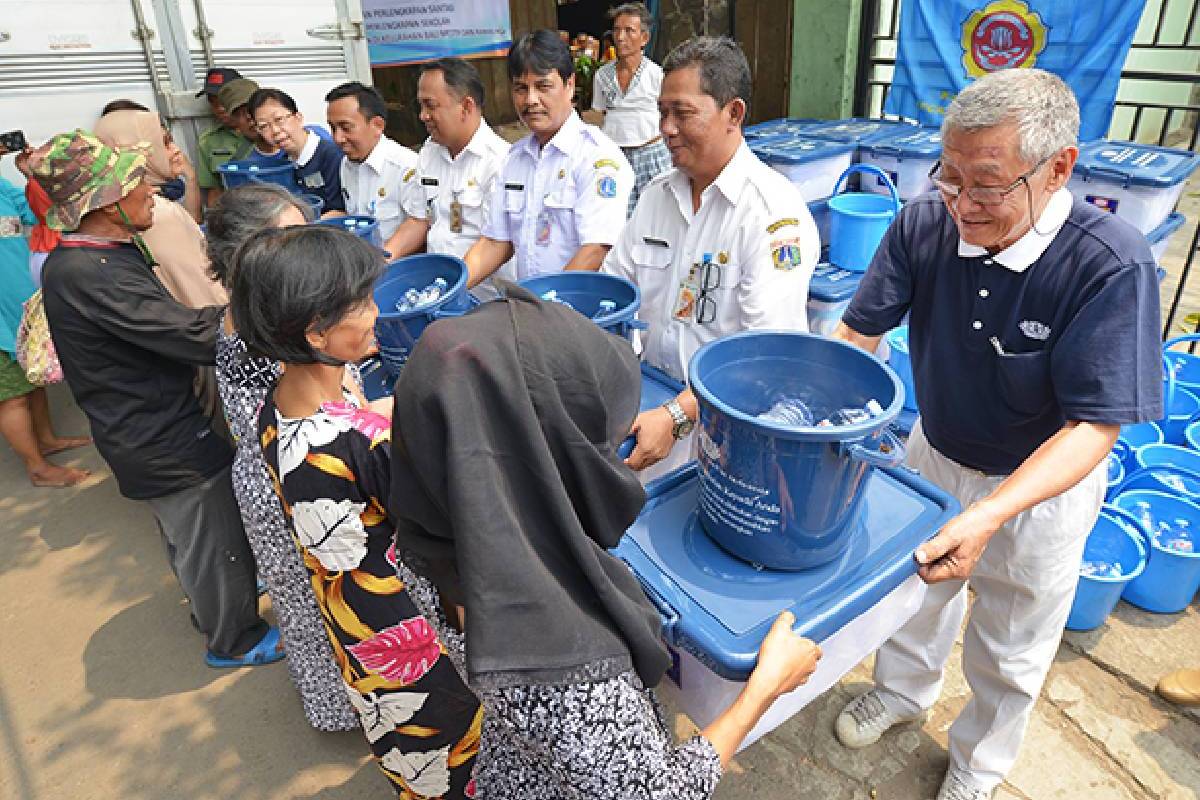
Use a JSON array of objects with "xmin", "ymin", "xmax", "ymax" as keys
[{"xmin": 2, "ymin": 176, "xmax": 1199, "ymax": 800}]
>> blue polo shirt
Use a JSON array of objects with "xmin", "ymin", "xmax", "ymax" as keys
[
  {"xmin": 844, "ymin": 190, "xmax": 1163, "ymax": 475},
  {"xmin": 293, "ymin": 132, "xmax": 345, "ymax": 212}
]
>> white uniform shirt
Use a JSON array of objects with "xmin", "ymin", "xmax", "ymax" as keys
[
  {"xmin": 339, "ymin": 135, "xmax": 419, "ymax": 241},
  {"xmin": 591, "ymin": 57, "xmax": 663, "ymax": 147},
  {"xmin": 483, "ymin": 112, "xmax": 633, "ymax": 280},
  {"xmin": 401, "ymin": 120, "xmax": 510, "ymax": 260},
  {"xmin": 603, "ymin": 143, "xmax": 820, "ymax": 382}
]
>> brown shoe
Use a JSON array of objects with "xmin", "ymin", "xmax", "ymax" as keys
[{"xmin": 1156, "ymin": 668, "xmax": 1200, "ymax": 707}]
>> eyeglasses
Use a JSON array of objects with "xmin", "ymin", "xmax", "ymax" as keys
[
  {"xmin": 695, "ymin": 259, "xmax": 721, "ymax": 324},
  {"xmin": 255, "ymin": 112, "xmax": 296, "ymax": 133},
  {"xmin": 928, "ymin": 156, "xmax": 1050, "ymax": 207}
]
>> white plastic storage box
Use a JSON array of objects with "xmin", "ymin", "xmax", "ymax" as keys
[
  {"xmin": 859, "ymin": 127, "xmax": 942, "ymax": 200},
  {"xmin": 1069, "ymin": 140, "xmax": 1200, "ymax": 234},
  {"xmin": 754, "ymin": 138, "xmax": 857, "ymax": 201},
  {"xmin": 800, "ymin": 118, "xmax": 919, "ymax": 162},
  {"xmin": 1146, "ymin": 212, "xmax": 1186, "ymax": 265},
  {"xmin": 743, "ymin": 118, "xmax": 820, "ymax": 142},
  {"xmin": 613, "ymin": 464, "xmax": 957, "ymax": 750},
  {"xmin": 806, "ymin": 264, "xmax": 862, "ymax": 337}
]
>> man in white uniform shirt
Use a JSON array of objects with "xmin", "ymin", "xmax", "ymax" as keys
[
  {"xmin": 325, "ymin": 81, "xmax": 418, "ymax": 247},
  {"xmin": 592, "ymin": 2, "xmax": 672, "ymax": 215},
  {"xmin": 464, "ymin": 30, "xmax": 634, "ymax": 286},
  {"xmin": 388, "ymin": 58, "xmax": 510, "ymax": 265},
  {"xmin": 604, "ymin": 36, "xmax": 819, "ymax": 472}
]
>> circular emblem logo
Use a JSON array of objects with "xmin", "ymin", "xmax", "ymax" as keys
[{"xmin": 961, "ymin": 0, "xmax": 1047, "ymax": 78}]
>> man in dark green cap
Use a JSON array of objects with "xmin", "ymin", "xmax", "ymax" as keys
[{"xmin": 31, "ymin": 130, "xmax": 282, "ymax": 669}]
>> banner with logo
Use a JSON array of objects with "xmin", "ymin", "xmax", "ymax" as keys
[
  {"xmin": 884, "ymin": 0, "xmax": 1147, "ymax": 141},
  {"xmin": 362, "ymin": 0, "xmax": 512, "ymax": 67}
]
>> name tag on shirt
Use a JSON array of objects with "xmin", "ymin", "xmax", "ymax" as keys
[
  {"xmin": 303, "ymin": 173, "xmax": 325, "ymax": 189},
  {"xmin": 505, "ymin": 182, "xmax": 524, "ymax": 191}
]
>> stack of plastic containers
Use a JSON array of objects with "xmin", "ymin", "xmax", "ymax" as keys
[
  {"xmin": 858, "ymin": 127, "xmax": 942, "ymax": 200},
  {"xmin": 752, "ymin": 138, "xmax": 857, "ymax": 203},
  {"xmin": 1070, "ymin": 140, "xmax": 1200, "ymax": 235}
]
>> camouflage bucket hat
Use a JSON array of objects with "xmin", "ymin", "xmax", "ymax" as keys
[{"xmin": 28, "ymin": 129, "xmax": 149, "ymax": 232}]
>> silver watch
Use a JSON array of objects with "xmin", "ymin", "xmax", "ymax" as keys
[{"xmin": 663, "ymin": 399, "xmax": 694, "ymax": 440}]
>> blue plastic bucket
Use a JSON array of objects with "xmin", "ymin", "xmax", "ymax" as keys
[
  {"xmin": 1160, "ymin": 350, "xmax": 1200, "ymax": 444},
  {"xmin": 356, "ymin": 355, "xmax": 393, "ymax": 402},
  {"xmin": 1124, "ymin": 445, "xmax": 1200, "ymax": 496},
  {"xmin": 1113, "ymin": 489, "xmax": 1200, "ymax": 613},
  {"xmin": 1105, "ymin": 453, "xmax": 1125, "ymax": 501},
  {"xmin": 1117, "ymin": 421, "xmax": 1165, "ymax": 472},
  {"xmin": 517, "ymin": 272, "xmax": 645, "ymax": 341},
  {"xmin": 689, "ymin": 331, "xmax": 907, "ymax": 570},
  {"xmin": 317, "ymin": 215, "xmax": 383, "ymax": 249},
  {"xmin": 1187, "ymin": 420, "xmax": 1200, "ymax": 451},
  {"xmin": 1164, "ymin": 333, "xmax": 1200, "ymax": 397},
  {"xmin": 885, "ymin": 326, "xmax": 916, "ymax": 412},
  {"xmin": 217, "ymin": 159, "xmax": 298, "ymax": 191},
  {"xmin": 373, "ymin": 254, "xmax": 475, "ymax": 375},
  {"xmin": 828, "ymin": 164, "xmax": 901, "ymax": 273},
  {"xmin": 1065, "ymin": 505, "xmax": 1149, "ymax": 631}
]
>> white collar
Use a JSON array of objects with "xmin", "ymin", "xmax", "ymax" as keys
[
  {"xmin": 518, "ymin": 111, "xmax": 584, "ymax": 159},
  {"xmin": 361, "ymin": 135, "xmax": 398, "ymax": 173},
  {"xmin": 957, "ymin": 188, "xmax": 1073, "ymax": 273},
  {"xmin": 294, "ymin": 130, "xmax": 319, "ymax": 167},
  {"xmin": 669, "ymin": 140, "xmax": 753, "ymax": 213},
  {"xmin": 433, "ymin": 119, "xmax": 493, "ymax": 164}
]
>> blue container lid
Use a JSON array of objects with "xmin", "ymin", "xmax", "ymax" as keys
[
  {"xmin": 861, "ymin": 127, "xmax": 943, "ymax": 159},
  {"xmin": 801, "ymin": 118, "xmax": 919, "ymax": 145},
  {"xmin": 808, "ymin": 263, "xmax": 865, "ymax": 303},
  {"xmin": 1073, "ymin": 140, "xmax": 1200, "ymax": 189},
  {"xmin": 744, "ymin": 118, "xmax": 821, "ymax": 140},
  {"xmin": 754, "ymin": 137, "xmax": 856, "ymax": 165},
  {"xmin": 1147, "ymin": 211, "xmax": 1187, "ymax": 245},
  {"xmin": 613, "ymin": 463, "xmax": 958, "ymax": 680}
]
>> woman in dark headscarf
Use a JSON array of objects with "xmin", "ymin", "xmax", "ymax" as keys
[{"xmin": 389, "ymin": 286, "xmax": 823, "ymax": 799}]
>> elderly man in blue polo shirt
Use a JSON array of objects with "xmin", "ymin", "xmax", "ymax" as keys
[{"xmin": 831, "ymin": 69, "xmax": 1162, "ymax": 800}]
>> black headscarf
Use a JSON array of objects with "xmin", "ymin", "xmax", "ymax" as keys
[{"xmin": 389, "ymin": 283, "xmax": 670, "ymax": 690}]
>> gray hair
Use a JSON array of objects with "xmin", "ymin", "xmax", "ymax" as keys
[
  {"xmin": 205, "ymin": 183, "xmax": 311, "ymax": 287},
  {"xmin": 609, "ymin": 2, "xmax": 652, "ymax": 32},
  {"xmin": 662, "ymin": 36, "xmax": 751, "ymax": 116},
  {"xmin": 942, "ymin": 68, "xmax": 1079, "ymax": 165}
]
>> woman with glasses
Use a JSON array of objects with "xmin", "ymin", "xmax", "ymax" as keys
[
  {"xmin": 831, "ymin": 69, "xmax": 1163, "ymax": 800},
  {"xmin": 247, "ymin": 87, "xmax": 346, "ymax": 215}
]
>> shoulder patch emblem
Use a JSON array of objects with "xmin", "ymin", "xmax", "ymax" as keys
[
  {"xmin": 594, "ymin": 158, "xmax": 620, "ymax": 171},
  {"xmin": 766, "ymin": 217, "xmax": 800, "ymax": 234},
  {"xmin": 402, "ymin": 168, "xmax": 416, "ymax": 182},
  {"xmin": 597, "ymin": 175, "xmax": 618, "ymax": 198},
  {"xmin": 771, "ymin": 239, "xmax": 804, "ymax": 271}
]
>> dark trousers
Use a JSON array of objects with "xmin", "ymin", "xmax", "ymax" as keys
[{"xmin": 147, "ymin": 464, "xmax": 267, "ymax": 658}]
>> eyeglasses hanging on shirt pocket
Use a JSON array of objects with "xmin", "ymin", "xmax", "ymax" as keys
[{"xmin": 696, "ymin": 260, "xmax": 723, "ymax": 324}]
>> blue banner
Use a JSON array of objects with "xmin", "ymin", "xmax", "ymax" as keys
[
  {"xmin": 884, "ymin": 0, "xmax": 1147, "ymax": 141},
  {"xmin": 362, "ymin": 0, "xmax": 512, "ymax": 67}
]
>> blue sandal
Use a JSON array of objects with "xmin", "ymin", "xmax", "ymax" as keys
[{"xmin": 205, "ymin": 626, "xmax": 285, "ymax": 669}]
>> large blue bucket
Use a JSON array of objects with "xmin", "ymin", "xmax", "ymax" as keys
[
  {"xmin": 1065, "ymin": 505, "xmax": 1148, "ymax": 631},
  {"xmin": 373, "ymin": 254, "xmax": 476, "ymax": 375},
  {"xmin": 1113, "ymin": 488, "xmax": 1200, "ymax": 613},
  {"xmin": 1164, "ymin": 333, "xmax": 1200, "ymax": 397},
  {"xmin": 1187, "ymin": 420, "xmax": 1200, "ymax": 451},
  {"xmin": 1160, "ymin": 352, "xmax": 1200, "ymax": 444},
  {"xmin": 217, "ymin": 159, "xmax": 298, "ymax": 191},
  {"xmin": 1123, "ymin": 445, "xmax": 1200, "ymax": 496},
  {"xmin": 1116, "ymin": 421, "xmax": 1165, "ymax": 472},
  {"xmin": 885, "ymin": 326, "xmax": 917, "ymax": 412},
  {"xmin": 1104, "ymin": 453, "xmax": 1125, "ymax": 501},
  {"xmin": 689, "ymin": 331, "xmax": 907, "ymax": 570},
  {"xmin": 828, "ymin": 164, "xmax": 901, "ymax": 273},
  {"xmin": 517, "ymin": 272, "xmax": 645, "ymax": 341},
  {"xmin": 356, "ymin": 355, "xmax": 393, "ymax": 402},
  {"xmin": 317, "ymin": 215, "xmax": 383, "ymax": 249}
]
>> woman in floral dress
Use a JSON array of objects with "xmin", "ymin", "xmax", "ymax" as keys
[
  {"xmin": 205, "ymin": 184, "xmax": 357, "ymax": 731},
  {"xmin": 232, "ymin": 224, "xmax": 480, "ymax": 798}
]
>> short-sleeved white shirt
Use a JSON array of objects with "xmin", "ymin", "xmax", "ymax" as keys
[
  {"xmin": 483, "ymin": 112, "xmax": 633, "ymax": 280},
  {"xmin": 401, "ymin": 120, "xmax": 510, "ymax": 260},
  {"xmin": 339, "ymin": 135, "xmax": 419, "ymax": 241},
  {"xmin": 603, "ymin": 143, "xmax": 820, "ymax": 382},
  {"xmin": 591, "ymin": 57, "xmax": 663, "ymax": 147}
]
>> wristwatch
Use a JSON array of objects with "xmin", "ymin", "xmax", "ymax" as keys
[{"xmin": 663, "ymin": 399, "xmax": 695, "ymax": 440}]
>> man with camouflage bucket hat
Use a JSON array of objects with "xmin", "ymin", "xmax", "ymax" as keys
[{"xmin": 33, "ymin": 130, "xmax": 283, "ymax": 668}]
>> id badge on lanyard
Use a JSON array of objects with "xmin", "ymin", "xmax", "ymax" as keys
[{"xmin": 671, "ymin": 260, "xmax": 702, "ymax": 322}]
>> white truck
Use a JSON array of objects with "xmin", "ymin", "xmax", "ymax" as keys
[{"xmin": 0, "ymin": 0, "xmax": 372, "ymax": 183}]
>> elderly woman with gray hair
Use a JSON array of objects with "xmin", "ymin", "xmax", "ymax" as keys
[
  {"xmin": 831, "ymin": 69, "xmax": 1163, "ymax": 800},
  {"xmin": 206, "ymin": 184, "xmax": 359, "ymax": 731}
]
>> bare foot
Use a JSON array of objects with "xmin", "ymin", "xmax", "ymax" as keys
[
  {"xmin": 39, "ymin": 436, "xmax": 92, "ymax": 456},
  {"xmin": 29, "ymin": 463, "xmax": 91, "ymax": 487}
]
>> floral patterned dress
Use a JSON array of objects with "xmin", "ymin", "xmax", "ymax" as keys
[{"xmin": 259, "ymin": 393, "xmax": 481, "ymax": 798}]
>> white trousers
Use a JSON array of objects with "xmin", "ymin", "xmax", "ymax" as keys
[{"xmin": 873, "ymin": 421, "xmax": 1106, "ymax": 792}]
